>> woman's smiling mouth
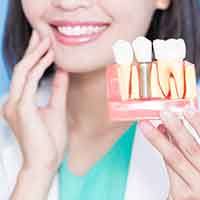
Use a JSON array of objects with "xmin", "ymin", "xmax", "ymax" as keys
[{"xmin": 50, "ymin": 20, "xmax": 110, "ymax": 46}]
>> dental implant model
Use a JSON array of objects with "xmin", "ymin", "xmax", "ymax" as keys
[
  {"xmin": 106, "ymin": 37, "xmax": 198, "ymax": 121},
  {"xmin": 132, "ymin": 36, "xmax": 152, "ymax": 99}
]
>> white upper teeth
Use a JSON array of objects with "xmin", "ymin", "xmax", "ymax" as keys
[
  {"xmin": 57, "ymin": 25, "xmax": 106, "ymax": 36},
  {"xmin": 153, "ymin": 39, "xmax": 186, "ymax": 61}
]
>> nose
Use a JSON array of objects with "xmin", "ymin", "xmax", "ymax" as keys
[{"xmin": 51, "ymin": 0, "xmax": 94, "ymax": 11}]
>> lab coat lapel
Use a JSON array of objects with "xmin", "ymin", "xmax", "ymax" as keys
[
  {"xmin": 48, "ymin": 175, "xmax": 59, "ymax": 200},
  {"xmin": 124, "ymin": 127, "xmax": 170, "ymax": 200},
  {"xmin": 1, "ymin": 142, "xmax": 59, "ymax": 200}
]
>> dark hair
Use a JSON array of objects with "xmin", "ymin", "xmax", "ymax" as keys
[{"xmin": 2, "ymin": 0, "xmax": 200, "ymax": 80}]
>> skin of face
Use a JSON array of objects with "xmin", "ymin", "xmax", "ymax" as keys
[{"xmin": 21, "ymin": 0, "xmax": 159, "ymax": 73}]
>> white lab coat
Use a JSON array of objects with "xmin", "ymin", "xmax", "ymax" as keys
[{"xmin": 0, "ymin": 77, "xmax": 170, "ymax": 200}]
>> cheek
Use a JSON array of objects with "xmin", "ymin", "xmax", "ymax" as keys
[
  {"xmin": 104, "ymin": 0, "xmax": 155, "ymax": 37},
  {"xmin": 21, "ymin": 0, "xmax": 41, "ymax": 23},
  {"xmin": 21, "ymin": 0, "xmax": 50, "ymax": 36}
]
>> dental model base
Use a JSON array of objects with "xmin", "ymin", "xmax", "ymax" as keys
[{"xmin": 106, "ymin": 37, "xmax": 198, "ymax": 121}]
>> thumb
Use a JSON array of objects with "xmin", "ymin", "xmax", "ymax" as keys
[{"xmin": 49, "ymin": 68, "xmax": 69, "ymax": 110}]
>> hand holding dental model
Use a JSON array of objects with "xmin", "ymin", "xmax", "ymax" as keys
[
  {"xmin": 107, "ymin": 37, "xmax": 197, "ymax": 120},
  {"xmin": 107, "ymin": 37, "xmax": 200, "ymax": 199},
  {"xmin": 139, "ymin": 109, "xmax": 200, "ymax": 200}
]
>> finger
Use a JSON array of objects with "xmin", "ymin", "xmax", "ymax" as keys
[
  {"xmin": 166, "ymin": 165, "xmax": 198, "ymax": 199},
  {"xmin": 167, "ymin": 194, "xmax": 174, "ymax": 200},
  {"xmin": 166, "ymin": 164, "xmax": 189, "ymax": 197},
  {"xmin": 158, "ymin": 120, "xmax": 200, "ymax": 194},
  {"xmin": 139, "ymin": 120, "xmax": 200, "ymax": 188},
  {"xmin": 20, "ymin": 49, "xmax": 54, "ymax": 104},
  {"xmin": 184, "ymin": 107, "xmax": 200, "ymax": 137},
  {"xmin": 24, "ymin": 30, "xmax": 40, "ymax": 56},
  {"xmin": 160, "ymin": 110, "xmax": 200, "ymax": 170},
  {"xmin": 48, "ymin": 68, "xmax": 69, "ymax": 111},
  {"xmin": 0, "ymin": 93, "xmax": 9, "ymax": 118},
  {"xmin": 8, "ymin": 37, "xmax": 51, "ymax": 105}
]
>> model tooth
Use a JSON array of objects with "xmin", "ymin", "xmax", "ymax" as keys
[
  {"xmin": 112, "ymin": 40, "xmax": 133, "ymax": 100},
  {"xmin": 153, "ymin": 39, "xmax": 166, "ymax": 60},
  {"xmin": 167, "ymin": 39, "xmax": 185, "ymax": 98},
  {"xmin": 132, "ymin": 36, "xmax": 152, "ymax": 63},
  {"xmin": 170, "ymin": 61, "xmax": 185, "ymax": 98},
  {"xmin": 184, "ymin": 62, "xmax": 197, "ymax": 99},
  {"xmin": 165, "ymin": 39, "xmax": 178, "ymax": 60},
  {"xmin": 131, "ymin": 64, "xmax": 140, "ymax": 99},
  {"xmin": 112, "ymin": 40, "xmax": 134, "ymax": 65},
  {"xmin": 154, "ymin": 39, "xmax": 186, "ymax": 61},
  {"xmin": 163, "ymin": 39, "xmax": 185, "ymax": 60},
  {"xmin": 153, "ymin": 39, "xmax": 185, "ymax": 98},
  {"xmin": 177, "ymin": 39, "xmax": 186, "ymax": 60},
  {"xmin": 169, "ymin": 77, "xmax": 179, "ymax": 99},
  {"xmin": 150, "ymin": 63, "xmax": 164, "ymax": 98},
  {"xmin": 153, "ymin": 39, "xmax": 170, "ymax": 96}
]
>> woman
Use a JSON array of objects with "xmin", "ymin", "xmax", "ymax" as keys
[{"xmin": 0, "ymin": 0, "xmax": 200, "ymax": 199}]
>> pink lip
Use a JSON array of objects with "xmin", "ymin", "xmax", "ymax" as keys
[{"xmin": 50, "ymin": 20, "xmax": 110, "ymax": 46}]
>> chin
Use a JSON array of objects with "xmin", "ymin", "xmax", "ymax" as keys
[
  {"xmin": 54, "ymin": 60, "xmax": 102, "ymax": 74},
  {"xmin": 53, "ymin": 54, "xmax": 113, "ymax": 74}
]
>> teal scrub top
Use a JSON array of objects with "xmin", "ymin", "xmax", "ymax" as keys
[{"xmin": 58, "ymin": 122, "xmax": 137, "ymax": 200}]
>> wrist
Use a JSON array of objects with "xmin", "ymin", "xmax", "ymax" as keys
[
  {"xmin": 22, "ymin": 158, "xmax": 59, "ymax": 174},
  {"xmin": 20, "ymin": 164, "xmax": 57, "ymax": 180},
  {"xmin": 11, "ymin": 166, "xmax": 56, "ymax": 200}
]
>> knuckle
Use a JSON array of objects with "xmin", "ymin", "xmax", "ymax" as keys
[
  {"xmin": 28, "ymin": 69, "xmax": 40, "ymax": 82},
  {"xmin": 3, "ymin": 101, "xmax": 16, "ymax": 119}
]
